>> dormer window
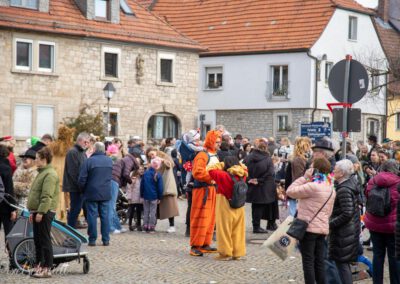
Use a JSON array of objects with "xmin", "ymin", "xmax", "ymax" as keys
[
  {"xmin": 95, "ymin": 0, "xmax": 109, "ymax": 20},
  {"xmin": 10, "ymin": 0, "xmax": 38, "ymax": 10}
]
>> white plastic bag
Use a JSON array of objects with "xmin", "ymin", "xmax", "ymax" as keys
[{"xmin": 262, "ymin": 216, "xmax": 297, "ymax": 260}]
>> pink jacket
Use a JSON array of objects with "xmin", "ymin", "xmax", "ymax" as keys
[{"xmin": 287, "ymin": 177, "xmax": 336, "ymax": 235}]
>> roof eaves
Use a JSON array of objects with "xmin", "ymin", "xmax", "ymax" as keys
[
  {"xmin": 200, "ymin": 48, "xmax": 310, "ymax": 57},
  {"xmin": 334, "ymin": 5, "xmax": 375, "ymax": 16}
]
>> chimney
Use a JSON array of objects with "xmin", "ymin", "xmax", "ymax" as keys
[{"xmin": 377, "ymin": 0, "xmax": 390, "ymax": 22}]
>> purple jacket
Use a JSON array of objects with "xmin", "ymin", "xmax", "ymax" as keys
[
  {"xmin": 112, "ymin": 154, "xmax": 139, "ymax": 187},
  {"xmin": 364, "ymin": 172, "xmax": 400, "ymax": 234}
]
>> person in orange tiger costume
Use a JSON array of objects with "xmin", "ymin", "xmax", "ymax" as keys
[{"xmin": 190, "ymin": 130, "xmax": 221, "ymax": 256}]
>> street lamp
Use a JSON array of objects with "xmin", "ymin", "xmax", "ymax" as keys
[{"xmin": 103, "ymin": 82, "xmax": 116, "ymax": 137}]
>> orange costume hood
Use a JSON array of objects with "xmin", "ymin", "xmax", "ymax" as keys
[{"xmin": 203, "ymin": 130, "xmax": 220, "ymax": 153}]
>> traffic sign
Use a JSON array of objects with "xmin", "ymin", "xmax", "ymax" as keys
[
  {"xmin": 300, "ymin": 122, "xmax": 331, "ymax": 142},
  {"xmin": 328, "ymin": 59, "xmax": 369, "ymax": 104},
  {"xmin": 332, "ymin": 108, "xmax": 361, "ymax": 132}
]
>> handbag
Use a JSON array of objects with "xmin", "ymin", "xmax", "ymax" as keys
[{"xmin": 287, "ymin": 188, "xmax": 333, "ymax": 240}]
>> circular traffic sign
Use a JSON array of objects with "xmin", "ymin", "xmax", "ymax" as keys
[{"xmin": 328, "ymin": 59, "xmax": 369, "ymax": 104}]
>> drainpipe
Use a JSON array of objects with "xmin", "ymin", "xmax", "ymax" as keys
[{"xmin": 307, "ymin": 51, "xmax": 319, "ymax": 122}]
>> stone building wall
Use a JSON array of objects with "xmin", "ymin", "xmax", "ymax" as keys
[{"xmin": 0, "ymin": 30, "xmax": 199, "ymax": 150}]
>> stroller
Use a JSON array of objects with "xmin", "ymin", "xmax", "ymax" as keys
[
  {"xmin": 116, "ymin": 187, "xmax": 129, "ymax": 225},
  {"xmin": 1, "ymin": 192, "xmax": 90, "ymax": 274}
]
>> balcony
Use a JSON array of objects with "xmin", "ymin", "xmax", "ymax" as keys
[{"xmin": 266, "ymin": 80, "xmax": 290, "ymax": 101}]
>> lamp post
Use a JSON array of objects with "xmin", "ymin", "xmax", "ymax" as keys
[{"xmin": 103, "ymin": 82, "xmax": 115, "ymax": 137}]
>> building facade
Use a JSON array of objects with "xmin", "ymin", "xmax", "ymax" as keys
[
  {"xmin": 0, "ymin": 0, "xmax": 202, "ymax": 147},
  {"xmin": 150, "ymin": 0, "xmax": 387, "ymax": 143}
]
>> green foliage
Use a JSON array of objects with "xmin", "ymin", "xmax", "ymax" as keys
[{"xmin": 64, "ymin": 104, "xmax": 104, "ymax": 140}]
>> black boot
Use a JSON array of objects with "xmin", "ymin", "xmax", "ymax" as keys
[
  {"xmin": 267, "ymin": 221, "xmax": 278, "ymax": 231},
  {"xmin": 253, "ymin": 226, "xmax": 268, "ymax": 234},
  {"xmin": 185, "ymin": 226, "xmax": 190, "ymax": 237}
]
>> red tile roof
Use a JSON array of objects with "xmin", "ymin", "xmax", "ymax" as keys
[
  {"xmin": 136, "ymin": 0, "xmax": 155, "ymax": 9},
  {"xmin": 151, "ymin": 0, "xmax": 373, "ymax": 55},
  {"xmin": 0, "ymin": 0, "xmax": 204, "ymax": 51}
]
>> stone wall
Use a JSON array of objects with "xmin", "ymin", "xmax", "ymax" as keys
[{"xmin": 0, "ymin": 30, "xmax": 198, "ymax": 150}]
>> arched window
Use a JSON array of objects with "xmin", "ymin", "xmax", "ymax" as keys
[{"xmin": 147, "ymin": 113, "xmax": 180, "ymax": 139}]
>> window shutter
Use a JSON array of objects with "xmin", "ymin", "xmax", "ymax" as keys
[
  {"xmin": 14, "ymin": 104, "xmax": 32, "ymax": 137},
  {"xmin": 36, "ymin": 106, "xmax": 54, "ymax": 137}
]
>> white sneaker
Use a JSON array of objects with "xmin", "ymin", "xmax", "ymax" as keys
[
  {"xmin": 120, "ymin": 228, "xmax": 128, "ymax": 233},
  {"xmin": 167, "ymin": 226, "xmax": 176, "ymax": 233},
  {"xmin": 111, "ymin": 229, "xmax": 121, "ymax": 234}
]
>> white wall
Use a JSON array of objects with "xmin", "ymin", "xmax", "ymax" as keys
[
  {"xmin": 198, "ymin": 52, "xmax": 314, "ymax": 111},
  {"xmin": 311, "ymin": 8, "xmax": 386, "ymax": 116}
]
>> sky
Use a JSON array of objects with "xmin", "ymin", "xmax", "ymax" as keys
[{"xmin": 355, "ymin": 0, "xmax": 378, "ymax": 8}]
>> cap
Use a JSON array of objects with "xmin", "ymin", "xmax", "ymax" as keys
[
  {"xmin": 234, "ymin": 134, "xmax": 243, "ymax": 140},
  {"xmin": 19, "ymin": 149, "xmax": 37, "ymax": 160},
  {"xmin": 312, "ymin": 139, "xmax": 334, "ymax": 152}
]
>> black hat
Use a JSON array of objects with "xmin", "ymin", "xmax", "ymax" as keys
[
  {"xmin": 312, "ymin": 139, "xmax": 334, "ymax": 152},
  {"xmin": 19, "ymin": 149, "xmax": 36, "ymax": 160},
  {"xmin": 234, "ymin": 134, "xmax": 243, "ymax": 140},
  {"xmin": 368, "ymin": 135, "xmax": 378, "ymax": 143}
]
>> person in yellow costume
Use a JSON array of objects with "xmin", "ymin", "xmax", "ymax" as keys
[{"xmin": 207, "ymin": 156, "xmax": 247, "ymax": 261}]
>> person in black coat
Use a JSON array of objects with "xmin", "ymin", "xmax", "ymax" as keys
[
  {"xmin": 329, "ymin": 159, "xmax": 361, "ymax": 284},
  {"xmin": 244, "ymin": 142, "xmax": 278, "ymax": 233},
  {"xmin": 0, "ymin": 144, "xmax": 17, "ymax": 239}
]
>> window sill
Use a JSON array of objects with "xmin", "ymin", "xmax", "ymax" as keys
[
  {"xmin": 100, "ymin": 76, "xmax": 122, "ymax": 82},
  {"xmin": 11, "ymin": 68, "xmax": 59, "ymax": 77},
  {"xmin": 348, "ymin": 39, "xmax": 357, "ymax": 42},
  {"xmin": 268, "ymin": 95, "xmax": 290, "ymax": 102},
  {"xmin": 203, "ymin": 87, "xmax": 223, "ymax": 92},
  {"xmin": 94, "ymin": 17, "xmax": 111, "ymax": 23},
  {"xmin": 156, "ymin": 81, "xmax": 176, "ymax": 87}
]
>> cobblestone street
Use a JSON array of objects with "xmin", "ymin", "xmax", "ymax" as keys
[{"xmin": 0, "ymin": 200, "xmax": 376, "ymax": 284}]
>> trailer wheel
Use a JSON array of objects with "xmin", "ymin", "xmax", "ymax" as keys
[
  {"xmin": 83, "ymin": 256, "xmax": 90, "ymax": 274},
  {"xmin": 11, "ymin": 238, "xmax": 36, "ymax": 274}
]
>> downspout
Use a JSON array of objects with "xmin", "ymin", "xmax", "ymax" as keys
[{"xmin": 307, "ymin": 51, "xmax": 319, "ymax": 122}]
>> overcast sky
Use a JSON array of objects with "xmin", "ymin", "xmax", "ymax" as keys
[{"xmin": 355, "ymin": 0, "xmax": 378, "ymax": 8}]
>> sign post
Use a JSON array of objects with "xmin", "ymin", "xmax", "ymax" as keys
[{"xmin": 341, "ymin": 55, "xmax": 352, "ymax": 159}]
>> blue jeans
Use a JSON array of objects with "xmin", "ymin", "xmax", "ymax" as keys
[
  {"xmin": 109, "ymin": 181, "xmax": 122, "ymax": 232},
  {"xmin": 85, "ymin": 200, "xmax": 110, "ymax": 244},
  {"xmin": 67, "ymin": 192, "xmax": 84, "ymax": 228},
  {"xmin": 370, "ymin": 231, "xmax": 400, "ymax": 284},
  {"xmin": 288, "ymin": 199, "xmax": 297, "ymax": 216}
]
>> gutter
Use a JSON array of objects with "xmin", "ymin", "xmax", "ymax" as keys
[{"xmin": 307, "ymin": 51, "xmax": 319, "ymax": 122}]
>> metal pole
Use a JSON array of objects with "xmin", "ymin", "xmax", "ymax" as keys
[
  {"xmin": 107, "ymin": 97, "xmax": 110, "ymax": 137},
  {"xmin": 341, "ymin": 55, "xmax": 352, "ymax": 160}
]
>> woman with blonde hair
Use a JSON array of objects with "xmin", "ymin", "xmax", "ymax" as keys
[{"xmin": 286, "ymin": 137, "xmax": 312, "ymax": 216}]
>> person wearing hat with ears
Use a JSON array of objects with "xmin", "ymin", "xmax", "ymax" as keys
[
  {"xmin": 13, "ymin": 149, "xmax": 38, "ymax": 207},
  {"xmin": 312, "ymin": 138, "xmax": 336, "ymax": 172}
]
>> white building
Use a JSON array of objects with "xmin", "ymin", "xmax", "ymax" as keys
[{"xmin": 148, "ymin": 0, "xmax": 387, "ymax": 142}]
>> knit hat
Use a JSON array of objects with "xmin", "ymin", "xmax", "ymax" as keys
[
  {"xmin": 30, "ymin": 136, "xmax": 40, "ymax": 146},
  {"xmin": 106, "ymin": 144, "xmax": 119, "ymax": 155},
  {"xmin": 150, "ymin": 157, "xmax": 162, "ymax": 170}
]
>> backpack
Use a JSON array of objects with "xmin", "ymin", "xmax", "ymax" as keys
[
  {"xmin": 177, "ymin": 140, "xmax": 197, "ymax": 163},
  {"xmin": 366, "ymin": 184, "xmax": 391, "ymax": 217},
  {"xmin": 229, "ymin": 174, "xmax": 248, "ymax": 209}
]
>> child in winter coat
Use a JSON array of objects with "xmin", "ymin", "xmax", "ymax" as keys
[
  {"xmin": 126, "ymin": 161, "xmax": 144, "ymax": 231},
  {"xmin": 140, "ymin": 157, "xmax": 163, "ymax": 233}
]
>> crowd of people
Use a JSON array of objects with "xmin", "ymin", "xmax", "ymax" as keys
[{"xmin": 1, "ymin": 126, "xmax": 400, "ymax": 283}]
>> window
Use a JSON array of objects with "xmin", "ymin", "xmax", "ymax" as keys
[
  {"xmin": 10, "ymin": 0, "xmax": 38, "ymax": 9},
  {"xmin": 396, "ymin": 113, "xmax": 400, "ymax": 130},
  {"xmin": 271, "ymin": 65, "xmax": 288, "ymax": 97},
  {"xmin": 38, "ymin": 42, "xmax": 55, "ymax": 71},
  {"xmin": 205, "ymin": 67, "xmax": 223, "ymax": 89},
  {"xmin": 160, "ymin": 59, "xmax": 173, "ymax": 83},
  {"xmin": 16, "ymin": 40, "xmax": 32, "ymax": 70},
  {"xmin": 323, "ymin": 116, "xmax": 330, "ymax": 124},
  {"xmin": 148, "ymin": 113, "xmax": 179, "ymax": 139},
  {"xmin": 36, "ymin": 106, "xmax": 54, "ymax": 136},
  {"xmin": 120, "ymin": 0, "xmax": 134, "ymax": 15},
  {"xmin": 316, "ymin": 61, "xmax": 321, "ymax": 82},
  {"xmin": 325, "ymin": 62, "xmax": 333, "ymax": 84},
  {"xmin": 105, "ymin": 52, "xmax": 118, "ymax": 77},
  {"xmin": 95, "ymin": 0, "xmax": 109, "ymax": 19},
  {"xmin": 348, "ymin": 16, "xmax": 358, "ymax": 40},
  {"xmin": 367, "ymin": 119, "xmax": 379, "ymax": 136},
  {"xmin": 103, "ymin": 112, "xmax": 118, "ymax": 136},
  {"xmin": 157, "ymin": 52, "xmax": 175, "ymax": 85},
  {"xmin": 14, "ymin": 104, "xmax": 32, "ymax": 137},
  {"xmin": 277, "ymin": 115, "xmax": 289, "ymax": 131},
  {"xmin": 371, "ymin": 70, "xmax": 380, "ymax": 92}
]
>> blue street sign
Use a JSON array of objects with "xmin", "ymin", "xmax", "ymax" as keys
[{"xmin": 300, "ymin": 122, "xmax": 332, "ymax": 142}]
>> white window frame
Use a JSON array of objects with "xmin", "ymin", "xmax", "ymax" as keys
[
  {"xmin": 370, "ymin": 70, "xmax": 380, "ymax": 93},
  {"xmin": 205, "ymin": 66, "xmax": 223, "ymax": 90},
  {"xmin": 101, "ymin": 46, "xmax": 121, "ymax": 80},
  {"xmin": 322, "ymin": 116, "xmax": 330, "ymax": 124},
  {"xmin": 36, "ymin": 105, "xmax": 55, "ymax": 137},
  {"xmin": 270, "ymin": 65, "xmax": 289, "ymax": 97},
  {"xmin": 367, "ymin": 118, "xmax": 379, "ymax": 136},
  {"xmin": 348, "ymin": 16, "xmax": 358, "ymax": 41},
  {"xmin": 277, "ymin": 114, "xmax": 289, "ymax": 132},
  {"xmin": 10, "ymin": 0, "xmax": 38, "ymax": 10},
  {"xmin": 14, "ymin": 104, "xmax": 33, "ymax": 138},
  {"xmin": 14, "ymin": 38, "xmax": 33, "ymax": 71},
  {"xmin": 325, "ymin": 62, "xmax": 333, "ymax": 85},
  {"xmin": 38, "ymin": 41, "xmax": 56, "ymax": 73},
  {"xmin": 157, "ymin": 51, "xmax": 175, "ymax": 86},
  {"xmin": 95, "ymin": 0, "xmax": 109, "ymax": 19}
]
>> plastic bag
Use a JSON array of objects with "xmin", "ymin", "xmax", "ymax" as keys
[{"xmin": 262, "ymin": 216, "xmax": 297, "ymax": 260}]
